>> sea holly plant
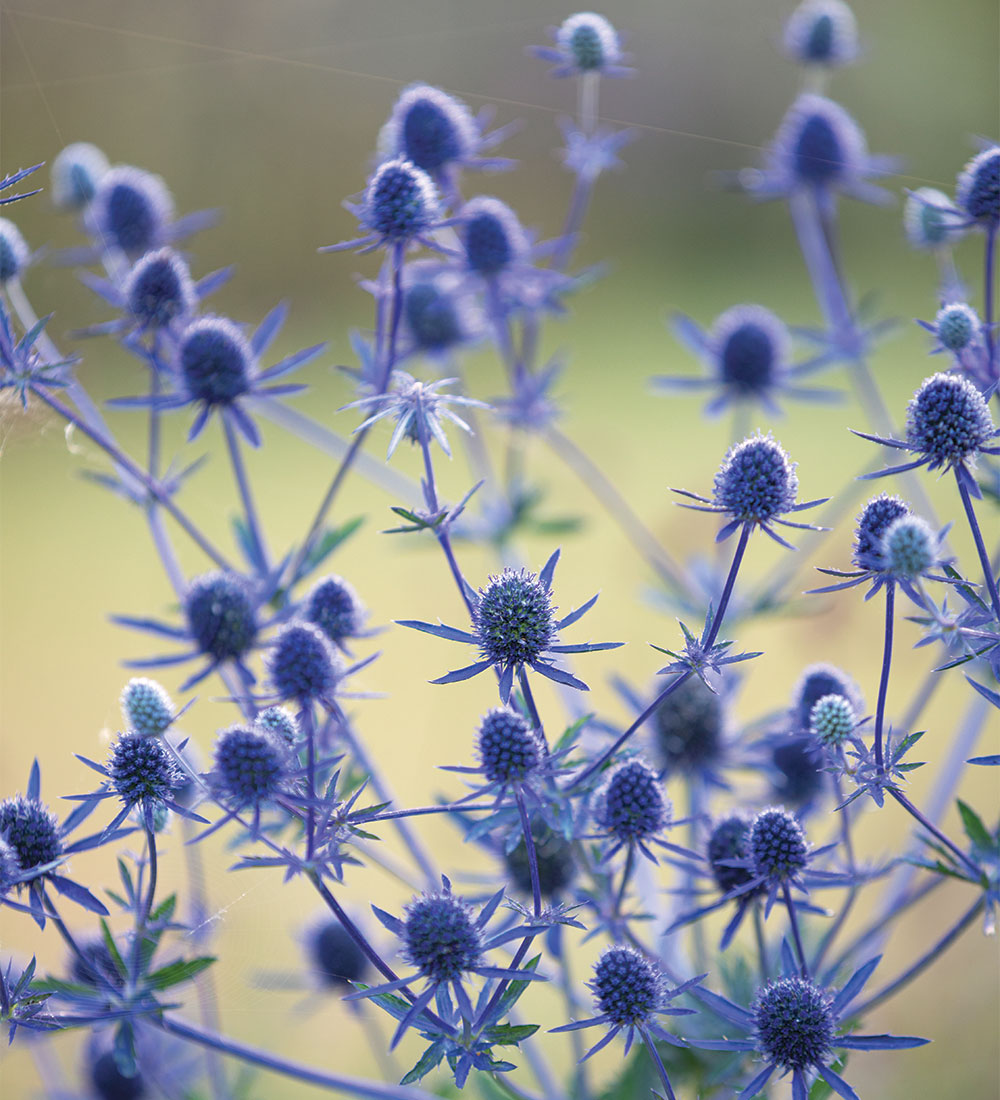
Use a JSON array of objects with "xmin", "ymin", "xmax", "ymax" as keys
[{"xmin": 0, "ymin": 5, "xmax": 997, "ymax": 1100}]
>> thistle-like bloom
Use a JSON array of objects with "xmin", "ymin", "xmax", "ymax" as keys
[
  {"xmin": 122, "ymin": 247, "xmax": 196, "ymax": 330},
  {"xmin": 551, "ymin": 947, "xmax": 701, "ymax": 1077},
  {"xmin": 674, "ymin": 433, "xmax": 826, "ymax": 548},
  {"xmin": 341, "ymin": 369, "xmax": 488, "ymax": 458},
  {"xmin": 120, "ymin": 677, "xmax": 175, "ymax": 738},
  {"xmin": 879, "ymin": 514, "xmax": 951, "ymax": 589},
  {"xmin": 254, "ymin": 705, "xmax": 300, "ymax": 746},
  {"xmin": 656, "ymin": 305, "xmax": 838, "ymax": 416},
  {"xmin": 743, "ymin": 94, "xmax": 895, "ymax": 205},
  {"xmin": 443, "ymin": 707, "xmax": 547, "ymax": 809},
  {"xmin": 504, "ymin": 824, "xmax": 577, "ymax": 900},
  {"xmin": 267, "ymin": 622, "xmax": 344, "ymax": 706},
  {"xmin": 50, "ymin": 142, "xmax": 108, "ymax": 210},
  {"xmin": 955, "ymin": 145, "xmax": 999, "ymax": 228},
  {"xmin": 88, "ymin": 165, "xmax": 174, "ymax": 256},
  {"xmin": 110, "ymin": 304, "xmax": 324, "ymax": 447},
  {"xmin": 0, "ymin": 218, "xmax": 30, "ymax": 284},
  {"xmin": 349, "ymin": 878, "xmax": 546, "ymax": 1047},
  {"xmin": 399, "ymin": 548, "xmax": 622, "ymax": 702},
  {"xmin": 692, "ymin": 958, "xmax": 928, "ymax": 1098},
  {"xmin": 399, "ymin": 269, "xmax": 486, "ymax": 362},
  {"xmin": 209, "ymin": 724, "xmax": 292, "ymax": 813},
  {"xmin": 809, "ymin": 692, "xmax": 858, "ymax": 751},
  {"xmin": 918, "ymin": 301, "xmax": 983, "ymax": 355},
  {"xmin": 903, "ymin": 186, "xmax": 968, "ymax": 250},
  {"xmin": 532, "ymin": 13, "xmax": 632, "ymax": 78},
  {"xmin": 811, "ymin": 492, "xmax": 913, "ymax": 599},
  {"xmin": 307, "ymin": 919, "xmax": 369, "ymax": 990},
  {"xmin": 854, "ymin": 371, "xmax": 1000, "ymax": 497},
  {"xmin": 782, "ymin": 0, "xmax": 859, "ymax": 68},
  {"xmin": 306, "ymin": 575, "xmax": 368, "ymax": 651}
]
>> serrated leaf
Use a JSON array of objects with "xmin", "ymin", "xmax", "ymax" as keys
[
  {"xmin": 957, "ymin": 800, "xmax": 994, "ymax": 851},
  {"xmin": 400, "ymin": 1039, "xmax": 446, "ymax": 1085},
  {"xmin": 483, "ymin": 1022, "xmax": 539, "ymax": 1045},
  {"xmin": 145, "ymin": 956, "xmax": 216, "ymax": 991}
]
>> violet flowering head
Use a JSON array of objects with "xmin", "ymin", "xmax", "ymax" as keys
[
  {"xmin": 711, "ymin": 305, "xmax": 790, "ymax": 399},
  {"xmin": 534, "ymin": 13, "xmax": 629, "ymax": 78},
  {"xmin": 0, "ymin": 838, "xmax": 21, "ymax": 896},
  {"xmin": 904, "ymin": 372, "xmax": 996, "ymax": 468},
  {"xmin": 185, "ymin": 572, "xmax": 258, "ymax": 664},
  {"xmin": 771, "ymin": 738, "xmax": 825, "ymax": 805},
  {"xmin": 308, "ymin": 920, "xmax": 369, "ymax": 989},
  {"xmin": 120, "ymin": 677, "xmax": 174, "ymax": 738},
  {"xmin": 932, "ymin": 302, "xmax": 980, "ymax": 352},
  {"xmin": 363, "ymin": 157, "xmax": 439, "ymax": 244},
  {"xmin": 123, "ymin": 248, "xmax": 195, "ymax": 330},
  {"xmin": 254, "ymin": 706, "xmax": 299, "ymax": 746},
  {"xmin": 403, "ymin": 890, "xmax": 483, "ymax": 981},
  {"xmin": 750, "ymin": 807, "xmax": 808, "ymax": 885},
  {"xmin": 268, "ymin": 622, "xmax": 343, "ymax": 705},
  {"xmin": 461, "ymin": 196, "xmax": 529, "ymax": 277},
  {"xmin": 476, "ymin": 568, "xmax": 555, "ymax": 670},
  {"xmin": 754, "ymin": 977, "xmax": 835, "ymax": 1070},
  {"xmin": 809, "ymin": 693, "xmax": 856, "ymax": 750},
  {"xmin": 783, "ymin": 0, "xmax": 859, "ymax": 68},
  {"xmin": 402, "ymin": 274, "xmax": 482, "ymax": 357},
  {"xmin": 707, "ymin": 815, "xmax": 758, "ymax": 896},
  {"xmin": 791, "ymin": 662, "xmax": 861, "ymax": 732},
  {"xmin": 0, "ymin": 796, "xmax": 63, "ymax": 876},
  {"xmin": 879, "ymin": 514, "xmax": 938, "ymax": 581},
  {"xmin": 90, "ymin": 165, "xmax": 174, "ymax": 256},
  {"xmin": 904, "ymin": 187, "xmax": 967, "ymax": 249},
  {"xmin": 107, "ymin": 732, "xmax": 181, "ymax": 814},
  {"xmin": 89, "ymin": 1049, "xmax": 146, "ymax": 1100},
  {"xmin": 306, "ymin": 575, "xmax": 365, "ymax": 647},
  {"xmin": 212, "ymin": 725, "xmax": 289, "ymax": 808},
  {"xmin": 178, "ymin": 316, "xmax": 253, "ymax": 407},
  {"xmin": 590, "ymin": 945, "xmax": 664, "ymax": 1028},
  {"xmin": 505, "ymin": 824, "xmax": 576, "ymax": 898},
  {"xmin": 955, "ymin": 145, "xmax": 999, "ymax": 227},
  {"xmin": 651, "ymin": 672, "xmax": 723, "ymax": 774},
  {"xmin": 383, "ymin": 84, "xmax": 478, "ymax": 174},
  {"xmin": 853, "ymin": 493, "xmax": 910, "ymax": 572},
  {"xmin": 0, "ymin": 218, "xmax": 29, "ymax": 283},
  {"xmin": 477, "ymin": 707, "xmax": 543, "ymax": 786},
  {"xmin": 50, "ymin": 141, "xmax": 108, "ymax": 210},
  {"xmin": 593, "ymin": 758, "xmax": 671, "ymax": 845}
]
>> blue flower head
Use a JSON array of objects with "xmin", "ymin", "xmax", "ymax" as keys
[
  {"xmin": 713, "ymin": 305, "xmax": 790, "ymax": 397},
  {"xmin": 365, "ymin": 157, "xmax": 439, "ymax": 243},
  {"xmin": 178, "ymin": 316, "xmax": 252, "ymax": 407},
  {"xmin": 905, "ymin": 372, "xmax": 996, "ymax": 468},
  {"xmin": 212, "ymin": 725, "xmax": 290, "ymax": 809},
  {"xmin": 749, "ymin": 807, "xmax": 808, "ymax": 885},
  {"xmin": 254, "ymin": 705, "xmax": 299, "ymax": 746},
  {"xmin": 754, "ymin": 977, "xmax": 835, "ymax": 1070},
  {"xmin": 591, "ymin": 945, "xmax": 663, "ymax": 1028},
  {"xmin": 652, "ymin": 672, "xmax": 723, "ymax": 773},
  {"xmin": 0, "ymin": 838, "xmax": 21, "ymax": 895},
  {"xmin": 809, "ymin": 693, "xmax": 856, "ymax": 749},
  {"xmin": 956, "ymin": 146, "xmax": 999, "ymax": 227},
  {"xmin": 306, "ymin": 575, "xmax": 366, "ymax": 648},
  {"xmin": 0, "ymin": 796, "xmax": 62, "ymax": 875},
  {"xmin": 0, "ymin": 218, "xmax": 29, "ymax": 283},
  {"xmin": 932, "ymin": 302, "xmax": 980, "ymax": 352},
  {"xmin": 791, "ymin": 662, "xmax": 861, "ymax": 732},
  {"xmin": 404, "ymin": 890, "xmax": 483, "ymax": 981},
  {"xmin": 771, "ymin": 738, "xmax": 825, "ymax": 805},
  {"xmin": 120, "ymin": 677, "xmax": 174, "ymax": 738},
  {"xmin": 505, "ymin": 824, "xmax": 576, "ymax": 898},
  {"xmin": 879, "ymin": 514, "xmax": 939, "ymax": 581},
  {"xmin": 107, "ymin": 732, "xmax": 181, "ymax": 812},
  {"xmin": 534, "ymin": 13, "xmax": 630, "ymax": 78},
  {"xmin": 461, "ymin": 196, "xmax": 529, "ymax": 277},
  {"xmin": 123, "ymin": 247, "xmax": 195, "ymax": 330},
  {"xmin": 403, "ymin": 275, "xmax": 479, "ymax": 355},
  {"xmin": 384, "ymin": 84, "xmax": 477, "ymax": 174},
  {"xmin": 308, "ymin": 920, "xmax": 369, "ymax": 989},
  {"xmin": 593, "ymin": 758, "xmax": 676, "ymax": 862},
  {"xmin": 707, "ymin": 815, "xmax": 757, "ymax": 896},
  {"xmin": 477, "ymin": 707, "xmax": 543, "ymax": 785},
  {"xmin": 853, "ymin": 493, "xmax": 910, "ymax": 571},
  {"xmin": 50, "ymin": 142, "xmax": 108, "ymax": 211},
  {"xmin": 89, "ymin": 1049, "xmax": 145, "ymax": 1100},
  {"xmin": 904, "ymin": 187, "xmax": 967, "ymax": 249},
  {"xmin": 185, "ymin": 571, "xmax": 258, "ymax": 663},
  {"xmin": 268, "ymin": 622, "xmax": 343, "ymax": 705},
  {"xmin": 783, "ymin": 0, "xmax": 859, "ymax": 67},
  {"xmin": 90, "ymin": 165, "xmax": 174, "ymax": 256}
]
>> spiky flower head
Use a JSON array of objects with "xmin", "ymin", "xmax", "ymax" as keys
[
  {"xmin": 184, "ymin": 572, "xmax": 258, "ymax": 663},
  {"xmin": 461, "ymin": 196, "xmax": 528, "ymax": 277},
  {"xmin": 905, "ymin": 372, "xmax": 995, "ymax": 467},
  {"xmin": 178, "ymin": 316, "xmax": 253, "ymax": 406},
  {"xmin": 403, "ymin": 890, "xmax": 483, "ymax": 981},
  {"xmin": 594, "ymin": 758, "xmax": 671, "ymax": 842},
  {"xmin": 753, "ymin": 977, "xmax": 835, "ymax": 1069},
  {"xmin": 0, "ymin": 795, "xmax": 62, "ymax": 873},
  {"xmin": 590, "ymin": 946, "xmax": 663, "ymax": 1027},
  {"xmin": 306, "ymin": 575, "xmax": 365, "ymax": 645},
  {"xmin": 750, "ymin": 808, "xmax": 808, "ymax": 884},
  {"xmin": 364, "ymin": 157, "xmax": 439, "ymax": 242},
  {"xmin": 854, "ymin": 494, "xmax": 910, "ymax": 571},
  {"xmin": 91, "ymin": 165, "xmax": 174, "ymax": 256},
  {"xmin": 791, "ymin": 662, "xmax": 861, "ymax": 732},
  {"xmin": 652, "ymin": 672, "xmax": 723, "ymax": 773},
  {"xmin": 385, "ymin": 84, "xmax": 477, "ymax": 173},
  {"xmin": 771, "ymin": 739, "xmax": 825, "ymax": 805},
  {"xmin": 880, "ymin": 514, "xmax": 936, "ymax": 580},
  {"xmin": 505, "ymin": 825, "xmax": 576, "ymax": 898},
  {"xmin": 809, "ymin": 694, "xmax": 855, "ymax": 749},
  {"xmin": 955, "ymin": 146, "xmax": 999, "ymax": 226},
  {"xmin": 711, "ymin": 305, "xmax": 790, "ymax": 398},
  {"xmin": 268, "ymin": 623, "xmax": 342, "ymax": 704},
  {"xmin": 50, "ymin": 142, "xmax": 109, "ymax": 210},
  {"xmin": 474, "ymin": 568, "xmax": 555, "ymax": 669},
  {"xmin": 404, "ymin": 278, "xmax": 471, "ymax": 353},
  {"xmin": 254, "ymin": 706, "xmax": 299, "ymax": 746},
  {"xmin": 556, "ymin": 12, "xmax": 622, "ymax": 73},
  {"xmin": 0, "ymin": 218, "xmax": 29, "ymax": 283},
  {"xmin": 89, "ymin": 1050, "xmax": 146, "ymax": 1100},
  {"xmin": 309, "ymin": 920, "xmax": 369, "ymax": 989},
  {"xmin": 773, "ymin": 94, "xmax": 867, "ymax": 190},
  {"xmin": 123, "ymin": 248, "xmax": 195, "ymax": 330},
  {"xmin": 707, "ymin": 815, "xmax": 756, "ymax": 895},
  {"xmin": 120, "ymin": 677, "xmax": 174, "ymax": 738},
  {"xmin": 477, "ymin": 707, "xmax": 543, "ymax": 785},
  {"xmin": 934, "ymin": 302, "xmax": 980, "ymax": 352},
  {"xmin": 0, "ymin": 837, "xmax": 21, "ymax": 895},
  {"xmin": 904, "ymin": 187, "xmax": 966, "ymax": 249},
  {"xmin": 713, "ymin": 433, "xmax": 799, "ymax": 524},
  {"xmin": 783, "ymin": 0, "xmax": 859, "ymax": 67},
  {"xmin": 107, "ymin": 732, "xmax": 181, "ymax": 810},
  {"xmin": 212, "ymin": 725, "xmax": 289, "ymax": 808}
]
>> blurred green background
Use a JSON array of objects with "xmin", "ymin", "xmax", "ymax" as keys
[{"xmin": 1, "ymin": 1, "xmax": 998, "ymax": 1097}]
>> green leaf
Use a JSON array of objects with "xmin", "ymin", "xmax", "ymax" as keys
[
  {"xmin": 957, "ymin": 799, "xmax": 994, "ymax": 852},
  {"xmin": 145, "ymin": 956, "xmax": 216, "ymax": 991},
  {"xmin": 101, "ymin": 919, "xmax": 128, "ymax": 981},
  {"xmin": 486, "ymin": 955, "xmax": 541, "ymax": 1025},
  {"xmin": 400, "ymin": 1039, "xmax": 446, "ymax": 1085},
  {"xmin": 483, "ymin": 1023, "xmax": 539, "ymax": 1046},
  {"xmin": 553, "ymin": 714, "xmax": 593, "ymax": 752}
]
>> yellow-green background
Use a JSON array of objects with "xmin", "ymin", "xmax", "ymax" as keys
[{"xmin": 1, "ymin": 1, "xmax": 998, "ymax": 1097}]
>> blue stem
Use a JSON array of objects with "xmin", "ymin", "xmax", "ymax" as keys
[
  {"xmin": 640, "ymin": 1028, "xmax": 677, "ymax": 1100},
  {"xmin": 985, "ymin": 223, "xmax": 996, "ymax": 378},
  {"xmin": 954, "ymin": 466, "xmax": 1000, "ymax": 621},
  {"xmin": 783, "ymin": 883, "xmax": 808, "ymax": 978},
  {"xmin": 222, "ymin": 410, "xmax": 270, "ymax": 573},
  {"xmin": 515, "ymin": 790, "xmax": 543, "ymax": 916},
  {"xmin": 873, "ymin": 581, "xmax": 895, "ymax": 773}
]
